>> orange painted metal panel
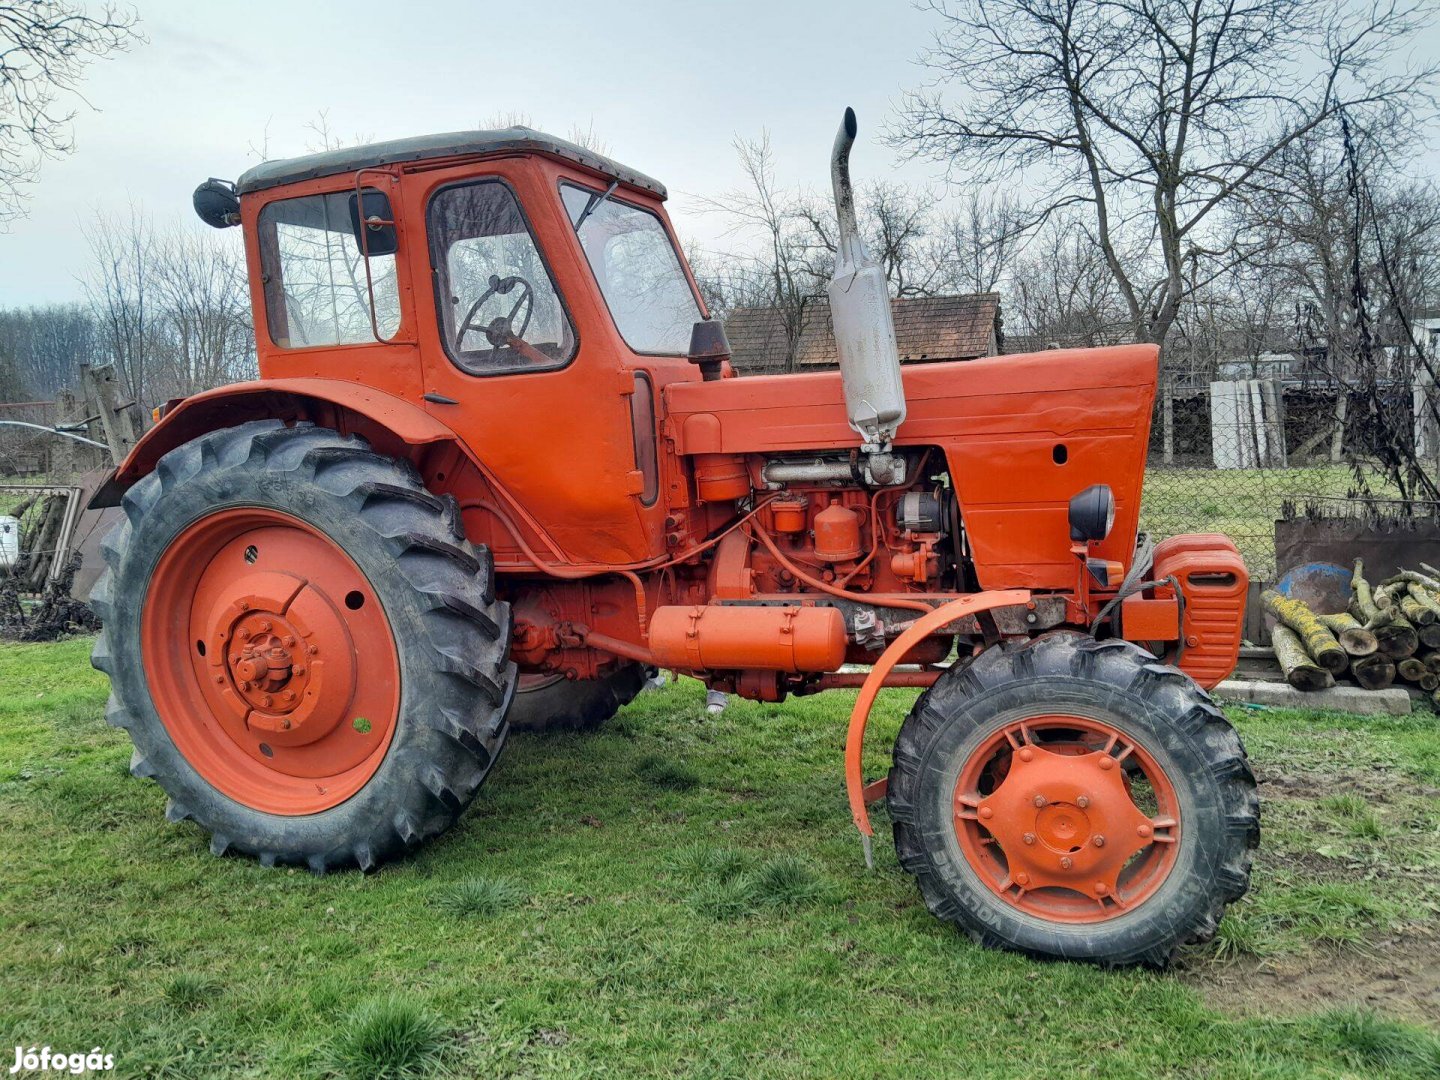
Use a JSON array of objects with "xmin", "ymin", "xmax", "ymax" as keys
[{"xmin": 1154, "ymin": 533, "xmax": 1249, "ymax": 689}]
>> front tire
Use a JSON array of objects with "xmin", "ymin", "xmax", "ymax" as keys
[
  {"xmin": 91, "ymin": 420, "xmax": 516, "ymax": 872},
  {"xmin": 887, "ymin": 633, "xmax": 1258, "ymax": 967}
]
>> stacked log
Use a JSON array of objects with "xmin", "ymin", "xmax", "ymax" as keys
[{"xmin": 1272, "ymin": 558, "xmax": 1440, "ymax": 701}]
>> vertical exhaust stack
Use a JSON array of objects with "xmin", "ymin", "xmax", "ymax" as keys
[{"xmin": 828, "ymin": 107, "xmax": 907, "ymax": 457}]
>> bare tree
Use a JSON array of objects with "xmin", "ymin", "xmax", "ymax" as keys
[
  {"xmin": 0, "ymin": 1, "xmax": 140, "ymax": 223},
  {"xmin": 698, "ymin": 132, "xmax": 831, "ymax": 371},
  {"xmin": 0, "ymin": 301, "xmax": 96, "ymax": 396},
  {"xmin": 82, "ymin": 204, "xmax": 151, "ymax": 403},
  {"xmin": 1007, "ymin": 215, "xmax": 1127, "ymax": 345},
  {"xmin": 934, "ymin": 190, "xmax": 1026, "ymax": 295},
  {"xmin": 895, "ymin": 0, "xmax": 1438, "ymax": 347},
  {"xmin": 148, "ymin": 228, "xmax": 254, "ymax": 397}
]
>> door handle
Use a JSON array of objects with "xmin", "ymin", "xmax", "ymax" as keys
[{"xmin": 423, "ymin": 392, "xmax": 459, "ymax": 405}]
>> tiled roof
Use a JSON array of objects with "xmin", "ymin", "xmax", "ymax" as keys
[{"xmin": 725, "ymin": 293, "xmax": 1000, "ymax": 373}]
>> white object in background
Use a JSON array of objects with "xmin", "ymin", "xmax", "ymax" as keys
[{"xmin": 0, "ymin": 515, "xmax": 19, "ymax": 570}]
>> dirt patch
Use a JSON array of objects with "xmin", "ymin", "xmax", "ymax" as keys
[{"xmin": 1191, "ymin": 928, "xmax": 1440, "ymax": 1028}]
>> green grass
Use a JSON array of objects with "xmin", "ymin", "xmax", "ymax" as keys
[{"xmin": 2, "ymin": 638, "xmax": 1439, "ymax": 1078}]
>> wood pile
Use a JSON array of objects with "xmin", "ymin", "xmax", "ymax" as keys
[{"xmin": 1266, "ymin": 558, "xmax": 1440, "ymax": 707}]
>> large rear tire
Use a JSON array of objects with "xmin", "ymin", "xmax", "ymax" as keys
[
  {"xmin": 887, "ymin": 633, "xmax": 1258, "ymax": 968},
  {"xmin": 507, "ymin": 664, "xmax": 650, "ymax": 733},
  {"xmin": 91, "ymin": 420, "xmax": 516, "ymax": 872}
]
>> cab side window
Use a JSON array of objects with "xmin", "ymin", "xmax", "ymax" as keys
[
  {"xmin": 427, "ymin": 180, "xmax": 575, "ymax": 375},
  {"xmin": 259, "ymin": 190, "xmax": 400, "ymax": 347}
]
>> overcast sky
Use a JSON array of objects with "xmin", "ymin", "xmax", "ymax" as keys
[
  {"xmin": 0, "ymin": 0, "xmax": 950, "ymax": 307},
  {"xmin": 1, "ymin": 0, "xmax": 1436, "ymax": 309}
]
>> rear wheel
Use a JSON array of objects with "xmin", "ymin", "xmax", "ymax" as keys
[
  {"xmin": 887, "ymin": 633, "xmax": 1258, "ymax": 967},
  {"xmin": 91, "ymin": 420, "xmax": 515, "ymax": 872},
  {"xmin": 507, "ymin": 664, "xmax": 650, "ymax": 733}
]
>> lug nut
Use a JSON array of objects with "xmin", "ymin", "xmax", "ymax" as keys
[
  {"xmin": 1018, "ymin": 748, "xmax": 1034, "ymax": 762},
  {"xmin": 214, "ymin": 675, "xmax": 224, "ymax": 685},
  {"xmin": 294, "ymin": 666, "xmax": 305, "ymax": 676},
  {"xmin": 238, "ymin": 600, "xmax": 249, "ymax": 610},
  {"xmin": 1076, "ymin": 795, "xmax": 1090, "ymax": 809},
  {"xmin": 1094, "ymin": 882, "xmax": 1109, "ymax": 896},
  {"xmin": 1092, "ymin": 835, "xmax": 1106, "ymax": 848},
  {"xmin": 1022, "ymin": 833, "xmax": 1036, "ymax": 845},
  {"xmin": 979, "ymin": 806, "xmax": 993, "ymax": 820},
  {"xmin": 262, "ymin": 695, "xmax": 272, "ymax": 707},
  {"xmin": 1099, "ymin": 757, "xmax": 1115, "ymax": 771},
  {"xmin": 281, "ymin": 718, "xmax": 291, "ymax": 730},
  {"xmin": 1060, "ymin": 857, "xmax": 1073, "ymax": 870},
  {"xmin": 308, "ymin": 644, "xmax": 319, "ymax": 655},
  {"xmin": 284, "ymin": 636, "xmax": 296, "ymax": 648},
  {"xmin": 1137, "ymin": 824, "xmax": 1153, "ymax": 838},
  {"xmin": 1033, "ymin": 795, "xmax": 1047, "ymax": 808},
  {"xmin": 238, "ymin": 629, "xmax": 250, "ymax": 640},
  {"xmin": 260, "ymin": 620, "xmax": 272, "ymax": 632},
  {"xmin": 1015, "ymin": 873, "xmax": 1030, "ymax": 886}
]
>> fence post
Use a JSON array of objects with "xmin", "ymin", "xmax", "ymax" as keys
[
  {"xmin": 1162, "ymin": 372, "xmax": 1174, "ymax": 465},
  {"xmin": 1329, "ymin": 391, "xmax": 1347, "ymax": 463},
  {"xmin": 81, "ymin": 363, "xmax": 142, "ymax": 466}
]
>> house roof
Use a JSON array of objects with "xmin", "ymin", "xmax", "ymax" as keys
[
  {"xmin": 236, "ymin": 127, "xmax": 666, "ymax": 198},
  {"xmin": 724, "ymin": 293, "xmax": 1001, "ymax": 372}
]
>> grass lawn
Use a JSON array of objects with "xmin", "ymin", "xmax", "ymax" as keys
[{"xmin": 2, "ymin": 638, "xmax": 1439, "ymax": 1079}]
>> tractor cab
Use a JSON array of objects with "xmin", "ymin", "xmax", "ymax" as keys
[{"xmin": 193, "ymin": 130, "xmax": 715, "ymax": 564}]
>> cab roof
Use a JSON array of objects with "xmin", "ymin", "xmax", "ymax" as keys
[{"xmin": 235, "ymin": 126, "xmax": 667, "ymax": 199}]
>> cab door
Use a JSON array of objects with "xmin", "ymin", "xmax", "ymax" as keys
[{"xmin": 401, "ymin": 156, "xmax": 660, "ymax": 567}]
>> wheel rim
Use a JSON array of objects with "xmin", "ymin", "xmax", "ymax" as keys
[
  {"xmin": 953, "ymin": 715, "xmax": 1180, "ymax": 923},
  {"xmin": 141, "ymin": 508, "xmax": 400, "ymax": 815}
]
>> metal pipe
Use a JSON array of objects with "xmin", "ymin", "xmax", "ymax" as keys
[
  {"xmin": 581, "ymin": 629, "xmax": 658, "ymax": 667},
  {"xmin": 831, "ymin": 106, "xmax": 862, "ymax": 265},
  {"xmin": 813, "ymin": 670, "xmax": 940, "ymax": 690},
  {"xmin": 0, "ymin": 420, "xmax": 108, "ymax": 450}
]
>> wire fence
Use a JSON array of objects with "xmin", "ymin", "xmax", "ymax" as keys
[
  {"xmin": 1141, "ymin": 381, "xmax": 1404, "ymax": 581},
  {"xmin": 0, "ymin": 401, "xmax": 59, "ymax": 478},
  {"xmin": 0, "ymin": 400, "xmax": 107, "ymax": 481}
]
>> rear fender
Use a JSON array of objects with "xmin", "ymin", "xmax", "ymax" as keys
[{"xmin": 91, "ymin": 379, "xmax": 469, "ymax": 508}]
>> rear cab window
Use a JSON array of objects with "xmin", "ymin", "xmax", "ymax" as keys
[{"xmin": 258, "ymin": 190, "xmax": 400, "ymax": 347}]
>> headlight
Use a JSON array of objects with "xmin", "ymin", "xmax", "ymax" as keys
[{"xmin": 1069, "ymin": 484, "xmax": 1115, "ymax": 542}]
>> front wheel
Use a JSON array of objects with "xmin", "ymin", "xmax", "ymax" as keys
[
  {"xmin": 91, "ymin": 420, "xmax": 516, "ymax": 872},
  {"xmin": 887, "ymin": 633, "xmax": 1258, "ymax": 967}
]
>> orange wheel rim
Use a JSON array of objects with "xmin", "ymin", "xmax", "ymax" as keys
[
  {"xmin": 953, "ymin": 715, "xmax": 1180, "ymax": 923},
  {"xmin": 141, "ymin": 508, "xmax": 400, "ymax": 815}
]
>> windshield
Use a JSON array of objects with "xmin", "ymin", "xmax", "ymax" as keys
[{"xmin": 561, "ymin": 183, "xmax": 702, "ymax": 355}]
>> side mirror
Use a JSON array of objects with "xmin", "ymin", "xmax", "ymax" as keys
[
  {"xmin": 348, "ymin": 190, "xmax": 397, "ymax": 256},
  {"xmin": 193, "ymin": 178, "xmax": 240, "ymax": 229},
  {"xmin": 1069, "ymin": 484, "xmax": 1115, "ymax": 542}
]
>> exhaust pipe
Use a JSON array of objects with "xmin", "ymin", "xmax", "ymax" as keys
[{"xmin": 827, "ymin": 107, "xmax": 906, "ymax": 454}]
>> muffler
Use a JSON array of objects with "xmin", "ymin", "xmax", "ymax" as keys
[{"xmin": 827, "ymin": 107, "xmax": 907, "ymax": 454}]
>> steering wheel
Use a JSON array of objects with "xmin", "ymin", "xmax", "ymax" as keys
[{"xmin": 458, "ymin": 274, "xmax": 538, "ymax": 362}]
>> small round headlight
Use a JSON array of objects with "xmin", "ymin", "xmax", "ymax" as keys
[{"xmin": 1068, "ymin": 484, "xmax": 1116, "ymax": 542}]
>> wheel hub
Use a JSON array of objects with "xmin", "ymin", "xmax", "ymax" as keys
[
  {"xmin": 953, "ymin": 716, "xmax": 1180, "ymax": 921},
  {"xmin": 225, "ymin": 612, "xmax": 309, "ymax": 718}
]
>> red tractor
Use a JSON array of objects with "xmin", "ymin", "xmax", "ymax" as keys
[{"xmin": 89, "ymin": 110, "xmax": 1256, "ymax": 967}]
